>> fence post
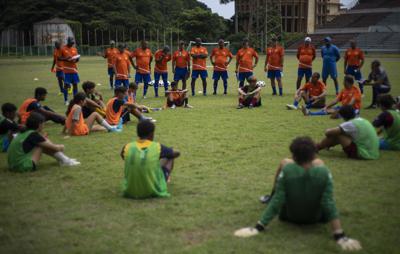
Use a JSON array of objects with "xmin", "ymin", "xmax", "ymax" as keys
[
  {"xmin": 0, "ymin": 30, "xmax": 3, "ymax": 56},
  {"xmin": 115, "ymin": 28, "xmax": 118, "ymax": 43},
  {"xmin": 29, "ymin": 30, "xmax": 32, "ymax": 56},
  {"xmin": 22, "ymin": 31, "xmax": 25, "ymax": 56},
  {"xmin": 8, "ymin": 29, "xmax": 10, "ymax": 56},
  {"xmin": 156, "ymin": 29, "xmax": 159, "ymax": 49},
  {"xmin": 163, "ymin": 29, "xmax": 166, "ymax": 46},
  {"xmin": 170, "ymin": 29, "xmax": 172, "ymax": 53},
  {"xmin": 136, "ymin": 29, "xmax": 139, "ymax": 47}
]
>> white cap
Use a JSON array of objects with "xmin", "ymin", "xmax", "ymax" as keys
[{"xmin": 305, "ymin": 37, "xmax": 312, "ymax": 42}]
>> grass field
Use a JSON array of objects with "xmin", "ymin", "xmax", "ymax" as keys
[{"xmin": 0, "ymin": 54, "xmax": 399, "ymax": 254}]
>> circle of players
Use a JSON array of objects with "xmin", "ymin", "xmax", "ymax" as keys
[{"xmin": 1, "ymin": 35, "xmax": 399, "ymax": 252}]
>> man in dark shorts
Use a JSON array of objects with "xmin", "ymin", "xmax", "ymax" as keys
[
  {"xmin": 234, "ymin": 137, "xmax": 362, "ymax": 251},
  {"xmin": 165, "ymin": 81, "xmax": 193, "ymax": 109},
  {"xmin": 316, "ymin": 105, "xmax": 379, "ymax": 159},
  {"xmin": 18, "ymin": 87, "xmax": 66, "ymax": 125},
  {"xmin": 8, "ymin": 113, "xmax": 80, "ymax": 172},
  {"xmin": 237, "ymin": 76, "xmax": 262, "ymax": 109}
]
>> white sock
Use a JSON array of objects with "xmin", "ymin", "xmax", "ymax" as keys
[
  {"xmin": 101, "ymin": 119, "xmax": 113, "ymax": 130},
  {"xmin": 54, "ymin": 152, "xmax": 70, "ymax": 163}
]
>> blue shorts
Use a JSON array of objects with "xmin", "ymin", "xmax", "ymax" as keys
[
  {"xmin": 56, "ymin": 70, "xmax": 64, "ymax": 79},
  {"xmin": 64, "ymin": 73, "xmax": 80, "ymax": 85},
  {"xmin": 135, "ymin": 73, "xmax": 151, "ymax": 84},
  {"xmin": 267, "ymin": 70, "xmax": 282, "ymax": 79},
  {"xmin": 298, "ymin": 68, "xmax": 312, "ymax": 79},
  {"xmin": 237, "ymin": 72, "xmax": 253, "ymax": 82},
  {"xmin": 322, "ymin": 63, "xmax": 338, "ymax": 80},
  {"xmin": 192, "ymin": 70, "xmax": 208, "ymax": 79},
  {"xmin": 154, "ymin": 72, "xmax": 168, "ymax": 82},
  {"xmin": 108, "ymin": 67, "xmax": 114, "ymax": 76},
  {"xmin": 212, "ymin": 71, "xmax": 228, "ymax": 81},
  {"xmin": 115, "ymin": 79, "xmax": 129, "ymax": 88},
  {"xmin": 379, "ymin": 139, "xmax": 391, "ymax": 150},
  {"xmin": 1, "ymin": 136, "xmax": 10, "ymax": 152},
  {"xmin": 174, "ymin": 67, "xmax": 188, "ymax": 81},
  {"xmin": 345, "ymin": 66, "xmax": 362, "ymax": 81}
]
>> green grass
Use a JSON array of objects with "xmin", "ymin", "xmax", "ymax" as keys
[{"xmin": 0, "ymin": 54, "xmax": 399, "ymax": 254}]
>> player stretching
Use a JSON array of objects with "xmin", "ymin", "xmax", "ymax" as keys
[
  {"xmin": 59, "ymin": 37, "xmax": 80, "ymax": 105},
  {"xmin": 344, "ymin": 40, "xmax": 365, "ymax": 93},
  {"xmin": 100, "ymin": 40, "xmax": 118, "ymax": 89},
  {"xmin": 210, "ymin": 39, "xmax": 233, "ymax": 95},
  {"xmin": 236, "ymin": 38, "xmax": 258, "ymax": 88},
  {"xmin": 165, "ymin": 82, "xmax": 192, "ymax": 109},
  {"xmin": 130, "ymin": 40, "xmax": 152, "ymax": 98},
  {"xmin": 265, "ymin": 37, "xmax": 284, "ymax": 96},
  {"xmin": 51, "ymin": 41, "xmax": 64, "ymax": 96},
  {"xmin": 236, "ymin": 137, "xmax": 362, "ymax": 252},
  {"xmin": 321, "ymin": 37, "xmax": 340, "ymax": 95},
  {"xmin": 190, "ymin": 38, "xmax": 208, "ymax": 96},
  {"xmin": 237, "ymin": 76, "xmax": 262, "ymax": 109},
  {"xmin": 296, "ymin": 37, "xmax": 316, "ymax": 89},
  {"xmin": 172, "ymin": 41, "xmax": 191, "ymax": 90},
  {"xmin": 154, "ymin": 46, "xmax": 171, "ymax": 97},
  {"xmin": 114, "ymin": 44, "xmax": 131, "ymax": 88}
]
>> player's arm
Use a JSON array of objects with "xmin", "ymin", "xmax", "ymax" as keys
[
  {"xmin": 37, "ymin": 107, "xmax": 65, "ymax": 121},
  {"xmin": 209, "ymin": 52, "xmax": 215, "ymax": 66},
  {"xmin": 227, "ymin": 52, "xmax": 233, "ymax": 66},
  {"xmin": 156, "ymin": 53, "xmax": 164, "ymax": 64},
  {"xmin": 129, "ymin": 54, "xmax": 137, "ymax": 70},
  {"xmin": 172, "ymin": 58, "xmax": 176, "ymax": 73},
  {"xmin": 344, "ymin": 53, "xmax": 348, "ymax": 73},
  {"xmin": 325, "ymin": 126, "xmax": 342, "ymax": 137},
  {"xmin": 280, "ymin": 48, "xmax": 284, "ymax": 67},
  {"xmin": 314, "ymin": 88, "xmax": 327, "ymax": 100},
  {"xmin": 238, "ymin": 87, "xmax": 247, "ymax": 96},
  {"xmin": 51, "ymin": 54, "xmax": 57, "ymax": 71},
  {"xmin": 149, "ymin": 54, "xmax": 153, "ymax": 69},
  {"xmin": 312, "ymin": 47, "xmax": 316, "ymax": 61},
  {"xmin": 120, "ymin": 144, "xmax": 128, "ymax": 160},
  {"xmin": 248, "ymin": 87, "xmax": 262, "ymax": 95},
  {"xmin": 253, "ymin": 51, "xmax": 259, "ymax": 67},
  {"xmin": 359, "ymin": 51, "xmax": 365, "ymax": 69},
  {"xmin": 86, "ymin": 98, "xmax": 102, "ymax": 109},
  {"xmin": 324, "ymin": 98, "xmax": 339, "ymax": 110},
  {"xmin": 335, "ymin": 47, "xmax": 341, "ymax": 62},
  {"xmin": 296, "ymin": 47, "xmax": 300, "ymax": 60},
  {"xmin": 235, "ymin": 55, "xmax": 240, "ymax": 73},
  {"xmin": 264, "ymin": 53, "xmax": 269, "ymax": 71}
]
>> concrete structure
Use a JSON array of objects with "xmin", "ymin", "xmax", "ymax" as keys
[{"xmin": 33, "ymin": 18, "xmax": 74, "ymax": 46}]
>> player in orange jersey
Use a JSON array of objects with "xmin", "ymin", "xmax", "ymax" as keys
[
  {"xmin": 51, "ymin": 41, "xmax": 64, "ymax": 95},
  {"xmin": 130, "ymin": 40, "xmax": 153, "ymax": 98},
  {"xmin": 296, "ymin": 37, "xmax": 316, "ymax": 89},
  {"xmin": 210, "ymin": 39, "xmax": 233, "ymax": 95},
  {"xmin": 59, "ymin": 37, "xmax": 80, "ymax": 105},
  {"xmin": 344, "ymin": 40, "xmax": 365, "ymax": 93},
  {"xmin": 190, "ymin": 38, "xmax": 208, "ymax": 96},
  {"xmin": 154, "ymin": 46, "xmax": 172, "ymax": 97},
  {"xmin": 172, "ymin": 41, "xmax": 191, "ymax": 90},
  {"xmin": 265, "ymin": 37, "xmax": 284, "ymax": 96},
  {"xmin": 100, "ymin": 40, "xmax": 118, "ymax": 89},
  {"xmin": 165, "ymin": 81, "xmax": 192, "ymax": 109},
  {"xmin": 114, "ymin": 44, "xmax": 131, "ymax": 88},
  {"xmin": 235, "ymin": 38, "xmax": 259, "ymax": 88}
]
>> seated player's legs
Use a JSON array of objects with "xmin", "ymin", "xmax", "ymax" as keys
[
  {"xmin": 239, "ymin": 95, "xmax": 261, "ymax": 108},
  {"xmin": 238, "ymin": 72, "xmax": 253, "ymax": 88},
  {"xmin": 379, "ymin": 138, "xmax": 391, "ymax": 150},
  {"xmin": 371, "ymin": 85, "xmax": 391, "ymax": 107},
  {"xmin": 160, "ymin": 157, "xmax": 175, "ymax": 183},
  {"xmin": 305, "ymin": 96, "xmax": 326, "ymax": 109},
  {"xmin": 317, "ymin": 130, "xmax": 356, "ymax": 158}
]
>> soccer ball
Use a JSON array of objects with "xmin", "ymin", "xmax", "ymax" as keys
[{"xmin": 257, "ymin": 80, "xmax": 266, "ymax": 87}]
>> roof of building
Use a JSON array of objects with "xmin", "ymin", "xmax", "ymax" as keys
[{"xmin": 34, "ymin": 18, "xmax": 66, "ymax": 25}]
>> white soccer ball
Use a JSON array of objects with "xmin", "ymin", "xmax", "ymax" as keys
[
  {"xmin": 257, "ymin": 80, "xmax": 266, "ymax": 87},
  {"xmin": 33, "ymin": 78, "xmax": 39, "ymax": 81}
]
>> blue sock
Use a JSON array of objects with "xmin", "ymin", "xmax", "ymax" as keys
[
  {"xmin": 279, "ymin": 87, "xmax": 283, "ymax": 96},
  {"xmin": 293, "ymin": 100, "xmax": 299, "ymax": 107},
  {"xmin": 272, "ymin": 86, "xmax": 277, "ymax": 95},
  {"xmin": 223, "ymin": 80, "xmax": 227, "ymax": 94},
  {"xmin": 143, "ymin": 83, "xmax": 148, "ymax": 96},
  {"xmin": 359, "ymin": 83, "xmax": 364, "ymax": 94},
  {"xmin": 73, "ymin": 85, "xmax": 78, "ymax": 96},
  {"xmin": 306, "ymin": 102, "xmax": 312, "ymax": 109},
  {"xmin": 309, "ymin": 110, "xmax": 328, "ymax": 116},
  {"xmin": 63, "ymin": 89, "xmax": 68, "ymax": 102},
  {"xmin": 154, "ymin": 82, "xmax": 159, "ymax": 97},
  {"xmin": 163, "ymin": 79, "xmax": 168, "ymax": 91}
]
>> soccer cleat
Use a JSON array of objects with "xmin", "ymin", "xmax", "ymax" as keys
[
  {"xmin": 301, "ymin": 106, "xmax": 310, "ymax": 116},
  {"xmin": 184, "ymin": 104, "xmax": 193, "ymax": 109},
  {"xmin": 286, "ymin": 104, "xmax": 298, "ymax": 110},
  {"xmin": 68, "ymin": 87, "xmax": 72, "ymax": 94},
  {"xmin": 143, "ymin": 96, "xmax": 147, "ymax": 99},
  {"xmin": 64, "ymin": 101, "xmax": 70, "ymax": 106},
  {"xmin": 259, "ymin": 195, "xmax": 272, "ymax": 204},
  {"xmin": 236, "ymin": 104, "xmax": 244, "ymax": 109},
  {"xmin": 60, "ymin": 159, "xmax": 81, "ymax": 167},
  {"xmin": 109, "ymin": 127, "xmax": 122, "ymax": 133},
  {"xmin": 248, "ymin": 104, "xmax": 254, "ymax": 109},
  {"xmin": 171, "ymin": 104, "xmax": 176, "ymax": 109},
  {"xmin": 116, "ymin": 119, "xmax": 123, "ymax": 130},
  {"xmin": 58, "ymin": 92, "xmax": 63, "ymax": 96}
]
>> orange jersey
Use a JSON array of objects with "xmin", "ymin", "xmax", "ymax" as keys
[
  {"xmin": 61, "ymin": 46, "xmax": 79, "ymax": 74},
  {"xmin": 66, "ymin": 105, "xmax": 89, "ymax": 136},
  {"xmin": 266, "ymin": 46, "xmax": 284, "ymax": 70},
  {"xmin": 337, "ymin": 85, "xmax": 362, "ymax": 110},
  {"xmin": 131, "ymin": 48, "xmax": 152, "ymax": 74},
  {"xmin": 297, "ymin": 45, "xmax": 316, "ymax": 69},
  {"xmin": 127, "ymin": 92, "xmax": 136, "ymax": 104},
  {"xmin": 53, "ymin": 48, "xmax": 63, "ymax": 71},
  {"xmin": 301, "ymin": 81, "xmax": 326, "ymax": 97},
  {"xmin": 106, "ymin": 98, "xmax": 124, "ymax": 125},
  {"xmin": 154, "ymin": 50, "xmax": 171, "ymax": 73},
  {"xmin": 18, "ymin": 98, "xmax": 37, "ymax": 125},
  {"xmin": 114, "ymin": 52, "xmax": 130, "ymax": 80},
  {"xmin": 345, "ymin": 48, "xmax": 364, "ymax": 67},
  {"xmin": 211, "ymin": 47, "xmax": 233, "ymax": 71},
  {"xmin": 190, "ymin": 46, "xmax": 208, "ymax": 70},
  {"xmin": 172, "ymin": 49, "xmax": 190, "ymax": 68},
  {"xmin": 104, "ymin": 47, "xmax": 119, "ymax": 67},
  {"xmin": 236, "ymin": 47, "xmax": 258, "ymax": 72}
]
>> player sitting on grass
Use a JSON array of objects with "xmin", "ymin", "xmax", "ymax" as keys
[
  {"xmin": 19, "ymin": 87, "xmax": 66, "ymax": 125},
  {"xmin": 302, "ymin": 75, "xmax": 361, "ymax": 119},
  {"xmin": 237, "ymin": 76, "xmax": 262, "ymax": 109},
  {"xmin": 8, "ymin": 113, "xmax": 80, "ymax": 172},
  {"xmin": 165, "ymin": 81, "xmax": 193, "ymax": 109},
  {"xmin": 81, "ymin": 81, "xmax": 106, "ymax": 118},
  {"xmin": 363, "ymin": 60, "xmax": 391, "ymax": 109},
  {"xmin": 287, "ymin": 72, "xmax": 326, "ymax": 110},
  {"xmin": 127, "ymin": 83, "xmax": 160, "ymax": 113},
  {"xmin": 121, "ymin": 120, "xmax": 180, "ymax": 199},
  {"xmin": 234, "ymin": 136, "xmax": 362, "ymax": 251},
  {"xmin": 64, "ymin": 92, "xmax": 120, "ymax": 136},
  {"xmin": 372, "ymin": 94, "xmax": 400, "ymax": 150},
  {"xmin": 1, "ymin": 103, "xmax": 24, "ymax": 152},
  {"xmin": 316, "ymin": 105, "xmax": 379, "ymax": 160}
]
